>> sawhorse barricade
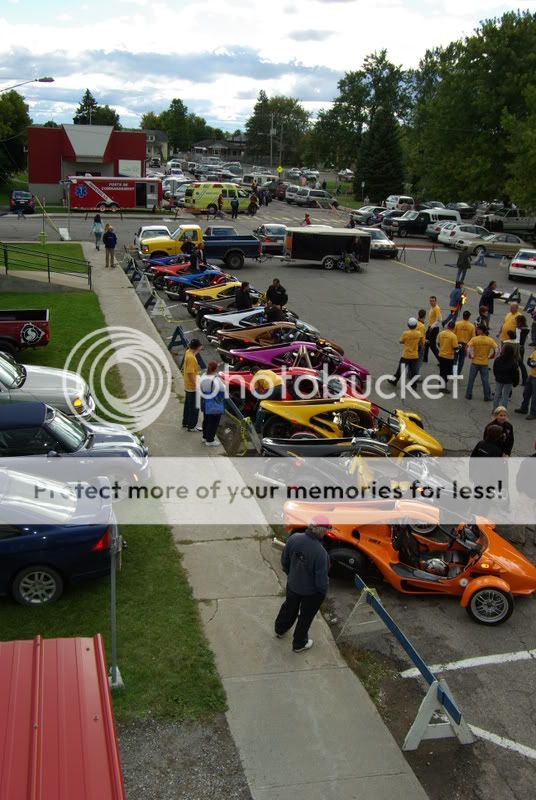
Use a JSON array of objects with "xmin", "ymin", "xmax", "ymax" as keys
[
  {"xmin": 168, "ymin": 324, "xmax": 206, "ymax": 369},
  {"xmin": 353, "ymin": 575, "xmax": 474, "ymax": 751}
]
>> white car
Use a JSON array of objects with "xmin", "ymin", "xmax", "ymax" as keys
[
  {"xmin": 509, "ymin": 249, "xmax": 536, "ymax": 281},
  {"xmin": 302, "ymin": 169, "xmax": 319, "ymax": 180},
  {"xmin": 287, "ymin": 167, "xmax": 302, "ymax": 179},
  {"xmin": 438, "ymin": 223, "xmax": 490, "ymax": 247},
  {"xmin": 426, "ymin": 220, "xmax": 452, "ymax": 241},
  {"xmin": 356, "ymin": 227, "xmax": 398, "ymax": 258},
  {"xmin": 134, "ymin": 225, "xmax": 171, "ymax": 248},
  {"xmin": 338, "ymin": 168, "xmax": 354, "ymax": 182}
]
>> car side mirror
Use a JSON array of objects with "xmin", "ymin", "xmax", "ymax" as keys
[{"xmin": 47, "ymin": 450, "xmax": 61, "ymax": 458}]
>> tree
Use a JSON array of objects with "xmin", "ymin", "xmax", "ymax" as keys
[
  {"xmin": 245, "ymin": 92, "xmax": 310, "ymax": 163},
  {"xmin": 503, "ymin": 86, "xmax": 536, "ymax": 209},
  {"xmin": 0, "ymin": 91, "xmax": 32, "ymax": 182},
  {"xmin": 159, "ymin": 98, "xmax": 189, "ymax": 151},
  {"xmin": 43, "ymin": 120, "xmax": 59, "ymax": 128},
  {"xmin": 355, "ymin": 107, "xmax": 404, "ymax": 202},
  {"xmin": 140, "ymin": 112, "xmax": 162, "ymax": 130},
  {"xmin": 73, "ymin": 89, "xmax": 121, "ymax": 129}
]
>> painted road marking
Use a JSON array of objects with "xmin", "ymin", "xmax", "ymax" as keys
[
  {"xmin": 400, "ymin": 648, "xmax": 536, "ymax": 679},
  {"xmin": 470, "ymin": 725, "xmax": 536, "ymax": 761}
]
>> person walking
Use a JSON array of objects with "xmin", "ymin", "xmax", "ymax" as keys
[
  {"xmin": 415, "ymin": 309, "xmax": 427, "ymax": 375},
  {"xmin": 465, "ymin": 324, "xmax": 497, "ymax": 401},
  {"xmin": 274, "ymin": 516, "xmax": 331, "ymax": 653},
  {"xmin": 484, "ymin": 407, "xmax": 514, "ymax": 456},
  {"xmin": 230, "ymin": 196, "xmax": 239, "ymax": 219},
  {"xmin": 423, "ymin": 296, "xmax": 442, "ymax": 363},
  {"xmin": 442, "ymin": 282, "xmax": 465, "ymax": 327},
  {"xmin": 247, "ymin": 192, "xmax": 258, "ymax": 216},
  {"xmin": 498, "ymin": 302, "xmax": 521, "ymax": 344},
  {"xmin": 181, "ymin": 339, "xmax": 203, "ymax": 432},
  {"xmin": 199, "ymin": 360, "xmax": 224, "ymax": 447},
  {"xmin": 102, "ymin": 224, "xmax": 117, "ymax": 268},
  {"xmin": 388, "ymin": 317, "xmax": 423, "ymax": 387},
  {"xmin": 454, "ymin": 310, "xmax": 475, "ymax": 376},
  {"xmin": 437, "ymin": 321, "xmax": 458, "ymax": 392},
  {"xmin": 266, "ymin": 278, "xmax": 288, "ymax": 307},
  {"xmin": 514, "ymin": 347, "xmax": 536, "ymax": 420},
  {"xmin": 455, "ymin": 247, "xmax": 472, "ymax": 283},
  {"xmin": 492, "ymin": 342, "xmax": 519, "ymax": 409},
  {"xmin": 91, "ymin": 214, "xmax": 104, "ymax": 250},
  {"xmin": 235, "ymin": 281, "xmax": 253, "ymax": 310},
  {"xmin": 516, "ymin": 315, "xmax": 530, "ymax": 385},
  {"xmin": 480, "ymin": 281, "xmax": 498, "ymax": 317},
  {"xmin": 302, "ymin": 213, "xmax": 312, "ymax": 226}
]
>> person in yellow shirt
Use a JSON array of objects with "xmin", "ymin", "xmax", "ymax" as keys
[
  {"xmin": 416, "ymin": 308, "xmax": 427, "ymax": 374},
  {"xmin": 465, "ymin": 325, "xmax": 497, "ymax": 401},
  {"xmin": 388, "ymin": 318, "xmax": 424, "ymax": 386},
  {"xmin": 498, "ymin": 302, "xmax": 521, "ymax": 343},
  {"xmin": 423, "ymin": 296, "xmax": 441, "ymax": 363},
  {"xmin": 454, "ymin": 310, "xmax": 475, "ymax": 376},
  {"xmin": 514, "ymin": 349, "xmax": 536, "ymax": 420},
  {"xmin": 437, "ymin": 321, "xmax": 458, "ymax": 392},
  {"xmin": 182, "ymin": 338, "xmax": 203, "ymax": 431}
]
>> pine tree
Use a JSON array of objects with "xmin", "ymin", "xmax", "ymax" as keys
[
  {"xmin": 73, "ymin": 90, "xmax": 99, "ymax": 125},
  {"xmin": 355, "ymin": 108, "xmax": 404, "ymax": 203}
]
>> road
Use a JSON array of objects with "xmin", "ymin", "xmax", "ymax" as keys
[{"xmin": 2, "ymin": 200, "xmax": 536, "ymax": 798}]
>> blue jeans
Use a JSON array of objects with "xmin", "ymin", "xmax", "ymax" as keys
[
  {"xmin": 455, "ymin": 345, "xmax": 467, "ymax": 374},
  {"xmin": 182, "ymin": 390, "xmax": 199, "ymax": 429},
  {"xmin": 442, "ymin": 310, "xmax": 459, "ymax": 327},
  {"xmin": 520, "ymin": 377, "xmax": 536, "ymax": 416},
  {"xmin": 465, "ymin": 364, "xmax": 491, "ymax": 400},
  {"xmin": 493, "ymin": 382, "xmax": 512, "ymax": 409}
]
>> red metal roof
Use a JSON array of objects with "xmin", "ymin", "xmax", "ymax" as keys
[{"xmin": 0, "ymin": 635, "xmax": 126, "ymax": 800}]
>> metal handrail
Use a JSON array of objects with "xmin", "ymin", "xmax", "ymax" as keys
[{"xmin": 0, "ymin": 242, "xmax": 92, "ymax": 288}]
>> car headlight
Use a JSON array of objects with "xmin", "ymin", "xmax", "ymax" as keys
[
  {"xmin": 142, "ymin": 245, "xmax": 149, "ymax": 253},
  {"xmin": 72, "ymin": 397, "xmax": 83, "ymax": 411}
]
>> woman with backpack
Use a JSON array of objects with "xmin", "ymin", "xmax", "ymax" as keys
[
  {"xmin": 199, "ymin": 360, "xmax": 225, "ymax": 446},
  {"xmin": 492, "ymin": 342, "xmax": 519, "ymax": 409}
]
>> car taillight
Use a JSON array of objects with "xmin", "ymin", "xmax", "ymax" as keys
[
  {"xmin": 92, "ymin": 527, "xmax": 112, "ymax": 551},
  {"xmin": 511, "ymin": 262, "xmax": 523, "ymax": 269}
]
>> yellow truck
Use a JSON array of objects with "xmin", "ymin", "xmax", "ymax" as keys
[{"xmin": 139, "ymin": 224, "xmax": 262, "ymax": 270}]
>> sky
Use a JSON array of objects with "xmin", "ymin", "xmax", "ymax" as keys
[{"xmin": 1, "ymin": 0, "xmax": 535, "ymax": 131}]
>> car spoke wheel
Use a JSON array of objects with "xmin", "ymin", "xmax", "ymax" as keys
[
  {"xmin": 13, "ymin": 565, "xmax": 63, "ymax": 606},
  {"xmin": 467, "ymin": 587, "xmax": 513, "ymax": 625},
  {"xmin": 323, "ymin": 257, "xmax": 336, "ymax": 270}
]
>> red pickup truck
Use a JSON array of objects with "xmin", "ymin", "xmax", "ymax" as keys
[{"xmin": 0, "ymin": 309, "xmax": 50, "ymax": 354}]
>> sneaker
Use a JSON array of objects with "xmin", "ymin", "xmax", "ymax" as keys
[
  {"xmin": 514, "ymin": 408, "xmax": 528, "ymax": 415},
  {"xmin": 293, "ymin": 639, "xmax": 313, "ymax": 653},
  {"xmin": 205, "ymin": 440, "xmax": 219, "ymax": 447},
  {"xmin": 195, "ymin": 425, "xmax": 203, "ymax": 432},
  {"xmin": 187, "ymin": 428, "xmax": 197, "ymax": 432},
  {"xmin": 527, "ymin": 415, "xmax": 536, "ymax": 421}
]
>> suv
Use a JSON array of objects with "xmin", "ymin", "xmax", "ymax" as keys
[
  {"xmin": 9, "ymin": 190, "xmax": 35, "ymax": 215},
  {"xmin": 293, "ymin": 188, "xmax": 337, "ymax": 207}
]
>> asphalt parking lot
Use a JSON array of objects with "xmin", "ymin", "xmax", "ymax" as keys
[{"xmin": 2, "ymin": 201, "xmax": 536, "ymax": 798}]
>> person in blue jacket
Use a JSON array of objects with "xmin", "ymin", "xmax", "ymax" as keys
[{"xmin": 102, "ymin": 224, "xmax": 118, "ymax": 268}]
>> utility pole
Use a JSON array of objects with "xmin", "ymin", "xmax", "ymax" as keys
[
  {"xmin": 269, "ymin": 113, "xmax": 274, "ymax": 168},
  {"xmin": 278, "ymin": 120, "xmax": 284, "ymax": 167}
]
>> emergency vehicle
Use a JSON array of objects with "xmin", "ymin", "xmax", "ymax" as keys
[{"xmin": 67, "ymin": 176, "xmax": 162, "ymax": 212}]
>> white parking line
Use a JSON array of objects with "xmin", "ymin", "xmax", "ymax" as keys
[
  {"xmin": 400, "ymin": 648, "xmax": 536, "ymax": 679},
  {"xmin": 470, "ymin": 725, "xmax": 536, "ymax": 761}
]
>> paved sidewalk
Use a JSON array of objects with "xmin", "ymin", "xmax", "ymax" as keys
[{"xmin": 84, "ymin": 244, "xmax": 429, "ymax": 800}]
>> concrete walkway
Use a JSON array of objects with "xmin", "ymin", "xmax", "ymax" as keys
[{"xmin": 83, "ymin": 244, "xmax": 429, "ymax": 800}]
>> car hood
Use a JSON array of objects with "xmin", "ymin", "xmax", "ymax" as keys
[
  {"xmin": 394, "ymin": 411, "xmax": 444, "ymax": 456},
  {"xmin": 82, "ymin": 419, "xmax": 148, "ymax": 456},
  {"xmin": 19, "ymin": 365, "xmax": 93, "ymax": 415}
]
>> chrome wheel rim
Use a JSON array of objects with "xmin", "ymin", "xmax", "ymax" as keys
[
  {"xmin": 471, "ymin": 589, "xmax": 509, "ymax": 623},
  {"xmin": 19, "ymin": 571, "xmax": 57, "ymax": 604}
]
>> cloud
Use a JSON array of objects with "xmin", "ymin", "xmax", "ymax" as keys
[{"xmin": 289, "ymin": 30, "xmax": 333, "ymax": 41}]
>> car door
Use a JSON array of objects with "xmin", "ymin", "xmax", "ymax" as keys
[{"xmin": 0, "ymin": 526, "xmax": 33, "ymax": 592}]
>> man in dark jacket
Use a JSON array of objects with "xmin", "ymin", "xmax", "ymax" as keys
[
  {"xmin": 235, "ymin": 281, "xmax": 253, "ymax": 310},
  {"xmin": 480, "ymin": 281, "xmax": 498, "ymax": 316},
  {"xmin": 103, "ymin": 225, "xmax": 118, "ymax": 268},
  {"xmin": 456, "ymin": 248, "xmax": 471, "ymax": 283},
  {"xmin": 274, "ymin": 516, "xmax": 330, "ymax": 652},
  {"xmin": 266, "ymin": 278, "xmax": 288, "ymax": 307},
  {"xmin": 265, "ymin": 302, "xmax": 285, "ymax": 322}
]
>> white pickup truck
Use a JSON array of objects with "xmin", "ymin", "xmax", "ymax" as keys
[{"xmin": 475, "ymin": 207, "xmax": 536, "ymax": 236}]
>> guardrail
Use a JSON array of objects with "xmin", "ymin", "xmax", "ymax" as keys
[{"xmin": 0, "ymin": 242, "xmax": 92, "ymax": 289}]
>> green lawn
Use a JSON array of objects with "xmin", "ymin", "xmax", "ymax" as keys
[
  {"xmin": 1, "ymin": 243, "xmax": 89, "ymax": 274},
  {"xmin": 324, "ymin": 181, "xmax": 367, "ymax": 209},
  {"xmin": 0, "ymin": 291, "xmax": 225, "ymax": 719}
]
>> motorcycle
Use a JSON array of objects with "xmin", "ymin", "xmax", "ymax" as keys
[
  {"xmin": 222, "ymin": 342, "xmax": 369, "ymax": 390},
  {"xmin": 255, "ymin": 397, "xmax": 442, "ymax": 456}
]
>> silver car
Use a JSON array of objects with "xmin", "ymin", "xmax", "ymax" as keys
[{"xmin": 0, "ymin": 351, "xmax": 95, "ymax": 417}]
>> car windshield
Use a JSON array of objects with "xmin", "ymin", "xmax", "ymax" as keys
[
  {"xmin": 142, "ymin": 229, "xmax": 169, "ymax": 239},
  {"xmin": 402, "ymin": 211, "xmax": 418, "ymax": 220},
  {"xmin": 366, "ymin": 230, "xmax": 387, "ymax": 240},
  {"xmin": 14, "ymin": 191, "xmax": 32, "ymax": 200},
  {"xmin": 45, "ymin": 408, "xmax": 87, "ymax": 452},
  {"xmin": 296, "ymin": 189, "xmax": 308, "ymax": 196},
  {"xmin": 265, "ymin": 226, "xmax": 286, "ymax": 234},
  {"xmin": 0, "ymin": 353, "xmax": 26, "ymax": 388},
  {"xmin": 517, "ymin": 251, "xmax": 536, "ymax": 260}
]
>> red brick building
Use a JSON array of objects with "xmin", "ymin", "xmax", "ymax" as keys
[{"xmin": 28, "ymin": 124, "xmax": 147, "ymax": 203}]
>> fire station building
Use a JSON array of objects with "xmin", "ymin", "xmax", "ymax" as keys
[{"xmin": 28, "ymin": 124, "xmax": 147, "ymax": 203}]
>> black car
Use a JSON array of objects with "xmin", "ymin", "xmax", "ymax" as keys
[
  {"xmin": 254, "ymin": 224, "xmax": 287, "ymax": 254},
  {"xmin": 380, "ymin": 210, "xmax": 405, "ymax": 235},
  {"xmin": 9, "ymin": 190, "xmax": 35, "ymax": 215},
  {"xmin": 446, "ymin": 202, "xmax": 475, "ymax": 219}
]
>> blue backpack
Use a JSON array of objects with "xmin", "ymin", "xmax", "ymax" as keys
[{"xmin": 204, "ymin": 378, "xmax": 225, "ymax": 415}]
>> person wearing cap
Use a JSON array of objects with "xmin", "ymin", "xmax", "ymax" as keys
[
  {"xmin": 388, "ymin": 317, "xmax": 424, "ymax": 387},
  {"xmin": 274, "ymin": 517, "xmax": 331, "ymax": 653},
  {"xmin": 437, "ymin": 320, "xmax": 458, "ymax": 393}
]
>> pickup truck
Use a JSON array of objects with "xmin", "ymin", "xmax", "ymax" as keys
[
  {"xmin": 474, "ymin": 207, "xmax": 536, "ymax": 237},
  {"xmin": 139, "ymin": 224, "xmax": 261, "ymax": 270},
  {"xmin": 0, "ymin": 309, "xmax": 50, "ymax": 355}
]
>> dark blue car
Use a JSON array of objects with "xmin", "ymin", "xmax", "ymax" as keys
[{"xmin": 0, "ymin": 469, "xmax": 118, "ymax": 606}]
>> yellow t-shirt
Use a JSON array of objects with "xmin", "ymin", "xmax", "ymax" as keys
[
  {"xmin": 467, "ymin": 335, "xmax": 497, "ymax": 366},
  {"xmin": 454, "ymin": 319, "xmax": 475, "ymax": 345},
  {"xmin": 529, "ymin": 350, "xmax": 536, "ymax": 379},
  {"xmin": 416, "ymin": 320, "xmax": 426, "ymax": 339},
  {"xmin": 400, "ymin": 328, "xmax": 424, "ymax": 359},
  {"xmin": 499, "ymin": 311, "xmax": 520, "ymax": 342},
  {"xmin": 253, "ymin": 369, "xmax": 284, "ymax": 393},
  {"xmin": 182, "ymin": 349, "xmax": 199, "ymax": 392},
  {"xmin": 437, "ymin": 329, "xmax": 458, "ymax": 359},
  {"xmin": 427, "ymin": 305, "xmax": 441, "ymax": 329}
]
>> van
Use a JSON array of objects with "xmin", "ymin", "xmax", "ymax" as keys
[
  {"xmin": 385, "ymin": 195, "xmax": 415, "ymax": 211},
  {"xmin": 390, "ymin": 208, "xmax": 462, "ymax": 238},
  {"xmin": 242, "ymin": 174, "xmax": 278, "ymax": 189},
  {"xmin": 293, "ymin": 187, "xmax": 338, "ymax": 207},
  {"xmin": 183, "ymin": 182, "xmax": 251, "ymax": 214}
]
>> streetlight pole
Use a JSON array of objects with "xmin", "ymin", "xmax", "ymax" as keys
[
  {"xmin": 278, "ymin": 121, "xmax": 284, "ymax": 168},
  {"xmin": 0, "ymin": 76, "xmax": 54, "ymax": 94},
  {"xmin": 269, "ymin": 113, "xmax": 274, "ymax": 169}
]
